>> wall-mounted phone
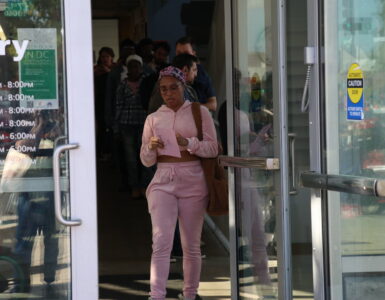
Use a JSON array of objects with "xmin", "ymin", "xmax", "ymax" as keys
[{"xmin": 301, "ymin": 46, "xmax": 316, "ymax": 113}]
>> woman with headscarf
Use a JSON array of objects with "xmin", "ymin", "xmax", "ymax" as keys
[{"xmin": 140, "ymin": 66, "xmax": 218, "ymax": 300}]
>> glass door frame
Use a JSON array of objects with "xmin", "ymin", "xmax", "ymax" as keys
[
  {"xmin": 63, "ymin": 1, "xmax": 98, "ymax": 299},
  {"xmin": 225, "ymin": 0, "xmax": 292, "ymax": 299},
  {"xmin": 307, "ymin": 0, "xmax": 331, "ymax": 299}
]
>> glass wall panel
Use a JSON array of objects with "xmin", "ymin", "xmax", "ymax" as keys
[{"xmin": 324, "ymin": 0, "xmax": 385, "ymax": 299}]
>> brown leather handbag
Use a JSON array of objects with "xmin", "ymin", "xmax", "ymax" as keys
[{"xmin": 191, "ymin": 102, "xmax": 229, "ymax": 216}]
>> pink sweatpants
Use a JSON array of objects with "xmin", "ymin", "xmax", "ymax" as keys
[{"xmin": 146, "ymin": 161, "xmax": 208, "ymax": 300}]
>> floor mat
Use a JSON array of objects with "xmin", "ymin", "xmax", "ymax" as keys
[{"xmin": 99, "ymin": 273, "xmax": 182, "ymax": 300}]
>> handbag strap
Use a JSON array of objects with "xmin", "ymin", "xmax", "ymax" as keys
[{"xmin": 191, "ymin": 102, "xmax": 203, "ymax": 141}]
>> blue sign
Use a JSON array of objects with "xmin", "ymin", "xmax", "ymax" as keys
[
  {"xmin": 347, "ymin": 90, "xmax": 364, "ymax": 120},
  {"xmin": 347, "ymin": 63, "xmax": 364, "ymax": 120}
]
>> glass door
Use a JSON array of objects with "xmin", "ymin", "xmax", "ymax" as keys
[
  {"xmin": 0, "ymin": 1, "xmax": 97, "ymax": 299},
  {"xmin": 303, "ymin": 0, "xmax": 385, "ymax": 299},
  {"xmin": 221, "ymin": 0, "xmax": 291, "ymax": 299}
]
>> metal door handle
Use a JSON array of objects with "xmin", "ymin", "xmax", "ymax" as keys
[
  {"xmin": 301, "ymin": 171, "xmax": 385, "ymax": 197},
  {"xmin": 53, "ymin": 143, "xmax": 82, "ymax": 226},
  {"xmin": 219, "ymin": 156, "xmax": 280, "ymax": 170}
]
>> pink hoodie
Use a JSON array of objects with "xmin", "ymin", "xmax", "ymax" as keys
[{"xmin": 140, "ymin": 101, "xmax": 218, "ymax": 167}]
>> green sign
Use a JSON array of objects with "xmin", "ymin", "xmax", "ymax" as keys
[
  {"xmin": 20, "ymin": 49, "xmax": 57, "ymax": 100},
  {"xmin": 4, "ymin": 1, "xmax": 29, "ymax": 17},
  {"xmin": 18, "ymin": 28, "xmax": 58, "ymax": 109}
]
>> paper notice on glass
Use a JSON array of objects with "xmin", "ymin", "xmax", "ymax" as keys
[{"xmin": 155, "ymin": 128, "xmax": 181, "ymax": 158}]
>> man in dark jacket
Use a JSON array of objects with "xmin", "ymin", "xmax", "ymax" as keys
[{"xmin": 175, "ymin": 36, "xmax": 217, "ymax": 112}]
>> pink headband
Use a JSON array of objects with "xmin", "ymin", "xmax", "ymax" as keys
[{"xmin": 159, "ymin": 66, "xmax": 186, "ymax": 84}]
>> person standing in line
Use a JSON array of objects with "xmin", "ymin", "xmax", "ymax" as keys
[
  {"xmin": 140, "ymin": 40, "xmax": 171, "ymax": 111},
  {"xmin": 94, "ymin": 47, "xmax": 116, "ymax": 160},
  {"xmin": 104, "ymin": 39, "xmax": 136, "ymax": 190},
  {"xmin": 136, "ymin": 38, "xmax": 155, "ymax": 74},
  {"xmin": 140, "ymin": 66, "xmax": 218, "ymax": 300},
  {"xmin": 105, "ymin": 39, "xmax": 136, "ymax": 128},
  {"xmin": 94, "ymin": 46, "xmax": 116, "ymax": 76},
  {"xmin": 175, "ymin": 36, "xmax": 217, "ymax": 112},
  {"xmin": 171, "ymin": 53, "xmax": 199, "ymax": 103},
  {"xmin": 152, "ymin": 40, "xmax": 171, "ymax": 71},
  {"xmin": 115, "ymin": 54, "xmax": 151, "ymax": 198}
]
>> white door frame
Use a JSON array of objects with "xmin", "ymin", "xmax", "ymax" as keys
[{"xmin": 64, "ymin": 1, "xmax": 98, "ymax": 299}]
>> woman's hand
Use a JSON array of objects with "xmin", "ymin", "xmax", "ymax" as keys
[
  {"xmin": 148, "ymin": 136, "xmax": 164, "ymax": 150},
  {"xmin": 176, "ymin": 133, "xmax": 188, "ymax": 147}
]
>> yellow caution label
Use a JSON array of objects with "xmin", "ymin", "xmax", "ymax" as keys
[{"xmin": 347, "ymin": 63, "xmax": 363, "ymax": 104}]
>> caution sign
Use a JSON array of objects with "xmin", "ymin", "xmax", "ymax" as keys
[{"xmin": 347, "ymin": 63, "xmax": 364, "ymax": 120}]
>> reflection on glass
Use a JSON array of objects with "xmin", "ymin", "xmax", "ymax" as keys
[
  {"xmin": 0, "ymin": 0, "xmax": 71, "ymax": 299},
  {"xmin": 326, "ymin": 0, "xmax": 385, "ymax": 254},
  {"xmin": 233, "ymin": 0, "xmax": 277, "ymax": 299},
  {"xmin": 325, "ymin": 0, "xmax": 385, "ymax": 298}
]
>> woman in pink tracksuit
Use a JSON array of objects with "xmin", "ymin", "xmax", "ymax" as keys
[{"xmin": 140, "ymin": 66, "xmax": 218, "ymax": 300}]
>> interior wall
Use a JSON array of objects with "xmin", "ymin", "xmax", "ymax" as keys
[
  {"xmin": 92, "ymin": 0, "xmax": 146, "ymax": 59},
  {"xmin": 92, "ymin": 19, "xmax": 119, "ymax": 64},
  {"xmin": 147, "ymin": 0, "xmax": 189, "ymax": 60},
  {"xmin": 118, "ymin": 5, "xmax": 147, "ymax": 44}
]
